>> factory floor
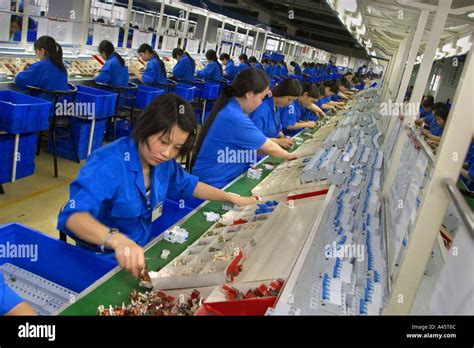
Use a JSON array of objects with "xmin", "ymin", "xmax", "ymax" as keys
[{"xmin": 0, "ymin": 144, "xmax": 84, "ymax": 239}]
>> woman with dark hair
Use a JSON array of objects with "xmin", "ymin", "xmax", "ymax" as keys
[
  {"xmin": 172, "ymin": 48, "xmax": 195, "ymax": 81},
  {"xmin": 290, "ymin": 61, "xmax": 302, "ymax": 76},
  {"xmin": 196, "ymin": 49, "xmax": 223, "ymax": 81},
  {"xmin": 15, "ymin": 36, "xmax": 68, "ymax": 101},
  {"xmin": 219, "ymin": 53, "xmax": 236, "ymax": 80},
  {"xmin": 95, "ymin": 40, "xmax": 129, "ymax": 87},
  {"xmin": 262, "ymin": 59, "xmax": 273, "ymax": 78},
  {"xmin": 129, "ymin": 43, "xmax": 167, "ymax": 86},
  {"xmin": 279, "ymin": 61, "xmax": 289, "ymax": 78},
  {"xmin": 58, "ymin": 94, "xmax": 256, "ymax": 277},
  {"xmin": 317, "ymin": 83, "xmax": 344, "ymax": 112},
  {"xmin": 281, "ymin": 83, "xmax": 326, "ymax": 136},
  {"xmin": 238, "ymin": 54, "xmax": 250, "ymax": 73},
  {"xmin": 248, "ymin": 56, "xmax": 263, "ymax": 70},
  {"xmin": 191, "ymin": 68, "xmax": 297, "ymax": 189},
  {"xmin": 272, "ymin": 60, "xmax": 282, "ymax": 77},
  {"xmin": 249, "ymin": 78, "xmax": 302, "ymax": 147}
]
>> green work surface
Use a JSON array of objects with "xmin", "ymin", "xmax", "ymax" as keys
[
  {"xmin": 458, "ymin": 180, "xmax": 474, "ymax": 210},
  {"xmin": 59, "ymin": 129, "xmax": 317, "ymax": 315}
]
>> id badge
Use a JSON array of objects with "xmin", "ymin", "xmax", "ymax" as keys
[{"xmin": 152, "ymin": 201, "xmax": 163, "ymax": 222}]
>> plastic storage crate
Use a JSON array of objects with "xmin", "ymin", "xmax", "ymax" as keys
[
  {"xmin": 125, "ymin": 85, "xmax": 165, "ymax": 109},
  {"xmin": 0, "ymin": 223, "xmax": 116, "ymax": 315},
  {"xmin": 106, "ymin": 119, "xmax": 132, "ymax": 140},
  {"xmin": 75, "ymin": 85, "xmax": 118, "ymax": 119},
  {"xmin": 175, "ymin": 83, "xmax": 196, "ymax": 102},
  {"xmin": 0, "ymin": 133, "xmax": 38, "ymax": 184},
  {"xmin": 0, "ymin": 91, "xmax": 52, "ymax": 134},
  {"xmin": 47, "ymin": 118, "xmax": 106, "ymax": 161},
  {"xmin": 201, "ymin": 82, "xmax": 221, "ymax": 100}
]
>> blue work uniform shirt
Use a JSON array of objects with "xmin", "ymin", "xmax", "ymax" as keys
[
  {"xmin": 238, "ymin": 62, "xmax": 250, "ymax": 73},
  {"xmin": 224, "ymin": 60, "xmax": 236, "ymax": 80},
  {"xmin": 15, "ymin": 58, "xmax": 68, "ymax": 102},
  {"xmin": 263, "ymin": 64, "xmax": 274, "ymax": 78},
  {"xmin": 192, "ymin": 98, "xmax": 267, "ymax": 189},
  {"xmin": 255, "ymin": 63, "xmax": 263, "ymax": 70},
  {"xmin": 95, "ymin": 55, "xmax": 129, "ymax": 87},
  {"xmin": 57, "ymin": 136, "xmax": 199, "ymax": 257},
  {"xmin": 0, "ymin": 273, "xmax": 23, "ymax": 316},
  {"xmin": 249, "ymin": 97, "xmax": 281, "ymax": 138},
  {"xmin": 142, "ymin": 56, "xmax": 167, "ymax": 86},
  {"xmin": 316, "ymin": 96, "xmax": 332, "ymax": 112},
  {"xmin": 273, "ymin": 64, "xmax": 282, "ymax": 77},
  {"xmin": 280, "ymin": 66, "xmax": 289, "ymax": 77},
  {"xmin": 293, "ymin": 64, "xmax": 302, "ymax": 76},
  {"xmin": 196, "ymin": 61, "xmax": 223, "ymax": 81},
  {"xmin": 173, "ymin": 55, "xmax": 195, "ymax": 81}
]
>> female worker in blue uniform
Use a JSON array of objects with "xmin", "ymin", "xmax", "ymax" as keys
[
  {"xmin": 172, "ymin": 48, "xmax": 195, "ymax": 81},
  {"xmin": 279, "ymin": 61, "xmax": 289, "ymax": 78},
  {"xmin": 57, "ymin": 94, "xmax": 256, "ymax": 277},
  {"xmin": 272, "ymin": 60, "xmax": 282, "ymax": 78},
  {"xmin": 249, "ymin": 56, "xmax": 263, "ymax": 70},
  {"xmin": 196, "ymin": 50, "xmax": 223, "ymax": 81},
  {"xmin": 249, "ymin": 78, "xmax": 302, "ymax": 148},
  {"xmin": 15, "ymin": 36, "xmax": 68, "ymax": 102},
  {"xmin": 281, "ymin": 83, "xmax": 325, "ymax": 136},
  {"xmin": 95, "ymin": 40, "xmax": 129, "ymax": 87},
  {"xmin": 262, "ymin": 59, "xmax": 274, "ymax": 78},
  {"xmin": 0, "ymin": 273, "xmax": 36, "ymax": 315},
  {"xmin": 191, "ymin": 68, "xmax": 298, "ymax": 189},
  {"xmin": 238, "ymin": 54, "xmax": 250, "ymax": 73},
  {"xmin": 129, "ymin": 43, "xmax": 167, "ymax": 86},
  {"xmin": 219, "ymin": 53, "xmax": 236, "ymax": 80},
  {"xmin": 290, "ymin": 61, "xmax": 302, "ymax": 76}
]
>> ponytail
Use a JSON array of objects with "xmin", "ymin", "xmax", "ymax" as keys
[
  {"xmin": 191, "ymin": 68, "xmax": 269, "ymax": 171},
  {"xmin": 98, "ymin": 40, "xmax": 125, "ymax": 66},
  {"xmin": 138, "ymin": 43, "xmax": 166, "ymax": 76},
  {"xmin": 34, "ymin": 36, "xmax": 67, "ymax": 74},
  {"xmin": 205, "ymin": 49, "xmax": 222, "ymax": 76}
]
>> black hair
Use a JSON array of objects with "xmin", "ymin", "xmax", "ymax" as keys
[
  {"xmin": 205, "ymin": 49, "xmax": 222, "ymax": 75},
  {"xmin": 422, "ymin": 98, "xmax": 433, "ymax": 109},
  {"xmin": 272, "ymin": 78, "xmax": 302, "ymax": 97},
  {"xmin": 339, "ymin": 78, "xmax": 351, "ymax": 89},
  {"xmin": 302, "ymin": 83, "xmax": 319, "ymax": 99},
  {"xmin": 10, "ymin": 14, "xmax": 22, "ymax": 29},
  {"xmin": 98, "ymin": 40, "xmax": 125, "ymax": 66},
  {"xmin": 290, "ymin": 61, "xmax": 297, "ymax": 67},
  {"xmin": 261, "ymin": 58, "xmax": 269, "ymax": 64},
  {"xmin": 432, "ymin": 102, "xmax": 444, "ymax": 111},
  {"xmin": 191, "ymin": 68, "xmax": 269, "ymax": 170},
  {"xmin": 248, "ymin": 56, "xmax": 258, "ymax": 64},
  {"xmin": 96, "ymin": 18, "xmax": 105, "ymax": 24},
  {"xmin": 34, "ymin": 36, "xmax": 67, "ymax": 74},
  {"xmin": 424, "ymin": 95, "xmax": 435, "ymax": 105},
  {"xmin": 319, "ymin": 85, "xmax": 327, "ymax": 96},
  {"xmin": 172, "ymin": 48, "xmax": 195, "ymax": 71},
  {"xmin": 138, "ymin": 43, "xmax": 166, "ymax": 77},
  {"xmin": 434, "ymin": 104, "xmax": 448, "ymax": 121},
  {"xmin": 132, "ymin": 93, "xmax": 196, "ymax": 157},
  {"xmin": 239, "ymin": 54, "xmax": 248, "ymax": 64},
  {"xmin": 219, "ymin": 53, "xmax": 230, "ymax": 61}
]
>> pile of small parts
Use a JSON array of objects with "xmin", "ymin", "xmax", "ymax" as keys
[
  {"xmin": 220, "ymin": 279, "xmax": 285, "ymax": 300},
  {"xmin": 97, "ymin": 289, "xmax": 202, "ymax": 316}
]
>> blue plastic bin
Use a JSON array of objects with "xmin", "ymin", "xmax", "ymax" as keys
[
  {"xmin": 106, "ymin": 119, "xmax": 132, "ymax": 141},
  {"xmin": 74, "ymin": 85, "xmax": 118, "ymax": 119},
  {"xmin": 0, "ymin": 133, "xmax": 38, "ymax": 184},
  {"xmin": 0, "ymin": 223, "xmax": 116, "ymax": 294},
  {"xmin": 201, "ymin": 82, "xmax": 221, "ymax": 100},
  {"xmin": 150, "ymin": 199, "xmax": 193, "ymax": 238},
  {"xmin": 0, "ymin": 91, "xmax": 52, "ymax": 134},
  {"xmin": 125, "ymin": 85, "xmax": 165, "ymax": 109},
  {"xmin": 47, "ymin": 118, "xmax": 106, "ymax": 161},
  {"xmin": 175, "ymin": 83, "xmax": 196, "ymax": 102}
]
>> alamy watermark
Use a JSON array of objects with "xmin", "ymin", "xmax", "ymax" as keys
[
  {"xmin": 217, "ymin": 147, "xmax": 258, "ymax": 164},
  {"xmin": 324, "ymin": 242, "xmax": 365, "ymax": 262},
  {"xmin": 0, "ymin": 242, "xmax": 38, "ymax": 262},
  {"xmin": 380, "ymin": 100, "xmax": 420, "ymax": 118},
  {"xmin": 55, "ymin": 100, "xmax": 96, "ymax": 118}
]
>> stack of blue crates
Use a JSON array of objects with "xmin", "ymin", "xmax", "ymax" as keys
[
  {"xmin": 47, "ymin": 118, "xmax": 106, "ymax": 161},
  {"xmin": 0, "ymin": 91, "xmax": 52, "ymax": 133},
  {"xmin": 0, "ymin": 133, "xmax": 38, "ymax": 184},
  {"xmin": 175, "ymin": 83, "xmax": 196, "ymax": 102},
  {"xmin": 106, "ymin": 119, "xmax": 132, "ymax": 141}
]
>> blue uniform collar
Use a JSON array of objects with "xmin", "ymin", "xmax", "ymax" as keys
[{"xmin": 125, "ymin": 137, "xmax": 148, "ymax": 198}]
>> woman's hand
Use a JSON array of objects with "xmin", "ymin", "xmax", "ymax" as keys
[
  {"xmin": 276, "ymin": 137, "xmax": 293, "ymax": 149},
  {"xmin": 229, "ymin": 195, "xmax": 258, "ymax": 207},
  {"xmin": 285, "ymin": 152, "xmax": 298, "ymax": 161},
  {"xmin": 305, "ymin": 121, "xmax": 316, "ymax": 128},
  {"xmin": 108, "ymin": 232, "xmax": 146, "ymax": 278}
]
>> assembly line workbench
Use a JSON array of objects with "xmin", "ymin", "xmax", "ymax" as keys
[{"xmin": 57, "ymin": 123, "xmax": 323, "ymax": 315}]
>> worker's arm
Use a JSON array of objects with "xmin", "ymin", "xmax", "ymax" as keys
[
  {"xmin": 192, "ymin": 182, "xmax": 257, "ymax": 206},
  {"xmin": 260, "ymin": 139, "xmax": 298, "ymax": 160},
  {"xmin": 66, "ymin": 212, "xmax": 145, "ymax": 278}
]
